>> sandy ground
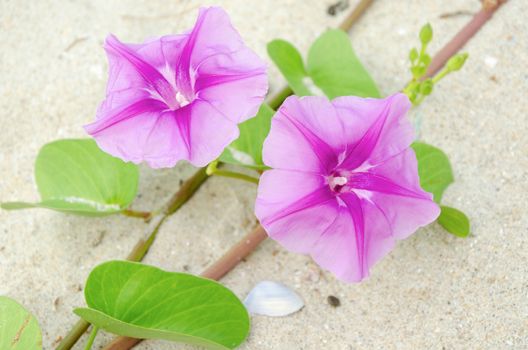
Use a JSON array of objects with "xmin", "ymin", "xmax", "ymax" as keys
[{"xmin": 1, "ymin": 0, "xmax": 527, "ymax": 349}]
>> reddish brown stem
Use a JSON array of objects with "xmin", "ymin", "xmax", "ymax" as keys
[
  {"xmin": 103, "ymin": 226, "xmax": 268, "ymax": 350},
  {"xmin": 426, "ymin": 1, "xmax": 505, "ymax": 77},
  {"xmin": 338, "ymin": 0, "xmax": 373, "ymax": 31},
  {"xmin": 201, "ymin": 225, "xmax": 268, "ymax": 280},
  {"xmin": 122, "ymin": 209, "xmax": 152, "ymax": 221}
]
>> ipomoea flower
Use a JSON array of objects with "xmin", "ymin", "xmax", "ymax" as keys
[
  {"xmin": 255, "ymin": 94, "xmax": 440, "ymax": 282},
  {"xmin": 85, "ymin": 7, "xmax": 268, "ymax": 168}
]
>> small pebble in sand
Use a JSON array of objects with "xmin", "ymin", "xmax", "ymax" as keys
[
  {"xmin": 327, "ymin": 0, "xmax": 349, "ymax": 16},
  {"xmin": 327, "ymin": 295, "xmax": 341, "ymax": 307}
]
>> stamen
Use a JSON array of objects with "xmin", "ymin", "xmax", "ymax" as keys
[
  {"xmin": 331, "ymin": 176, "xmax": 348, "ymax": 187},
  {"xmin": 328, "ymin": 173, "xmax": 349, "ymax": 193},
  {"xmin": 176, "ymin": 91, "xmax": 190, "ymax": 107}
]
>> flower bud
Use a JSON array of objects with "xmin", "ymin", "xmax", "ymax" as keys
[
  {"xmin": 409, "ymin": 48, "xmax": 418, "ymax": 63},
  {"xmin": 420, "ymin": 53, "xmax": 431, "ymax": 66},
  {"xmin": 420, "ymin": 79, "xmax": 434, "ymax": 96},
  {"xmin": 447, "ymin": 53, "xmax": 469, "ymax": 72},
  {"xmin": 419, "ymin": 23, "xmax": 433, "ymax": 45}
]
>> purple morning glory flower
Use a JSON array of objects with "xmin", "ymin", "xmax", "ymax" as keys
[
  {"xmin": 255, "ymin": 94, "xmax": 440, "ymax": 283},
  {"xmin": 85, "ymin": 7, "xmax": 268, "ymax": 168}
]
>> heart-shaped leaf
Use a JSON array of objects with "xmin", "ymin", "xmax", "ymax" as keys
[
  {"xmin": 1, "ymin": 139, "xmax": 139, "ymax": 216},
  {"xmin": 307, "ymin": 29, "xmax": 381, "ymax": 98},
  {"xmin": 268, "ymin": 30, "xmax": 381, "ymax": 99},
  {"xmin": 74, "ymin": 261, "xmax": 249, "ymax": 349},
  {"xmin": 0, "ymin": 296, "xmax": 42, "ymax": 350},
  {"xmin": 411, "ymin": 141, "xmax": 454, "ymax": 203},
  {"xmin": 219, "ymin": 104, "xmax": 275, "ymax": 170},
  {"xmin": 438, "ymin": 206, "xmax": 470, "ymax": 237},
  {"xmin": 267, "ymin": 40, "xmax": 312, "ymax": 96}
]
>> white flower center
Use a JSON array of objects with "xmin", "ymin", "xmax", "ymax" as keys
[
  {"xmin": 330, "ymin": 176, "xmax": 347, "ymax": 187},
  {"xmin": 176, "ymin": 91, "xmax": 190, "ymax": 107}
]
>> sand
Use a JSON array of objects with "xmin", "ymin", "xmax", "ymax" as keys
[{"xmin": 0, "ymin": 0, "xmax": 526, "ymax": 349}]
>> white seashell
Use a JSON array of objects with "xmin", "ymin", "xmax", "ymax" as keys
[{"xmin": 244, "ymin": 281, "xmax": 304, "ymax": 317}]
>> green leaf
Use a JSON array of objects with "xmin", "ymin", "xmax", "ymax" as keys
[
  {"xmin": 0, "ymin": 296, "xmax": 42, "ymax": 350},
  {"xmin": 267, "ymin": 40, "xmax": 312, "ymax": 96},
  {"xmin": 411, "ymin": 142, "xmax": 454, "ymax": 203},
  {"xmin": 438, "ymin": 206, "xmax": 470, "ymax": 237},
  {"xmin": 219, "ymin": 104, "xmax": 275, "ymax": 169},
  {"xmin": 75, "ymin": 261, "xmax": 249, "ymax": 349},
  {"xmin": 1, "ymin": 139, "xmax": 139, "ymax": 216},
  {"xmin": 267, "ymin": 30, "xmax": 380, "ymax": 99},
  {"xmin": 306, "ymin": 29, "xmax": 381, "ymax": 98}
]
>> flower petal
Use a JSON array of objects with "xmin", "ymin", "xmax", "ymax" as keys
[
  {"xmin": 105, "ymin": 35, "xmax": 176, "ymax": 106},
  {"xmin": 256, "ymin": 169, "xmax": 338, "ymax": 254},
  {"xmin": 89, "ymin": 99, "xmax": 241, "ymax": 168},
  {"xmin": 181, "ymin": 100, "xmax": 240, "ymax": 167},
  {"xmin": 309, "ymin": 199, "xmax": 365, "ymax": 282},
  {"xmin": 333, "ymin": 93, "xmax": 413, "ymax": 169},
  {"xmin": 262, "ymin": 96, "xmax": 341, "ymax": 173},
  {"xmin": 310, "ymin": 193, "xmax": 397, "ymax": 283},
  {"xmin": 195, "ymin": 70, "xmax": 268, "ymax": 124},
  {"xmin": 348, "ymin": 172, "xmax": 429, "ymax": 199},
  {"xmin": 132, "ymin": 35, "xmax": 187, "ymax": 75},
  {"xmin": 86, "ymin": 108, "xmax": 188, "ymax": 168},
  {"xmin": 85, "ymin": 98, "xmax": 165, "ymax": 134},
  {"xmin": 366, "ymin": 148, "xmax": 441, "ymax": 239},
  {"xmin": 177, "ymin": 6, "xmax": 267, "ymax": 120}
]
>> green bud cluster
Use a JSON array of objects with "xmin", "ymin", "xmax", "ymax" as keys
[{"xmin": 403, "ymin": 23, "xmax": 469, "ymax": 106}]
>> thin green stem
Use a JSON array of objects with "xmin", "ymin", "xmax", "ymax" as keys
[
  {"xmin": 126, "ymin": 216, "xmax": 167, "ymax": 262},
  {"xmin": 83, "ymin": 326, "xmax": 99, "ymax": 350},
  {"xmin": 212, "ymin": 170, "xmax": 259, "ymax": 184},
  {"xmin": 413, "ymin": 95, "xmax": 426, "ymax": 106},
  {"xmin": 267, "ymin": 86, "xmax": 293, "ymax": 110},
  {"xmin": 419, "ymin": 40, "xmax": 429, "ymax": 60},
  {"xmin": 56, "ymin": 319, "xmax": 90, "ymax": 350},
  {"xmin": 432, "ymin": 67, "xmax": 451, "ymax": 84}
]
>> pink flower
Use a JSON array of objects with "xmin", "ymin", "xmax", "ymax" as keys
[
  {"xmin": 255, "ymin": 94, "xmax": 440, "ymax": 283},
  {"xmin": 85, "ymin": 7, "xmax": 268, "ymax": 168}
]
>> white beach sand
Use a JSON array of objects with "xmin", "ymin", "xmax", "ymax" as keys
[{"xmin": 0, "ymin": 0, "xmax": 526, "ymax": 349}]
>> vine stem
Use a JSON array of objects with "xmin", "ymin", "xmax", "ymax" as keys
[
  {"xmin": 121, "ymin": 209, "xmax": 152, "ymax": 221},
  {"xmin": 55, "ymin": 168, "xmax": 209, "ymax": 350},
  {"xmin": 425, "ymin": 0, "xmax": 505, "ymax": 77},
  {"xmin": 211, "ymin": 170, "xmax": 259, "ymax": 184},
  {"xmin": 83, "ymin": 326, "xmax": 99, "ymax": 350}
]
